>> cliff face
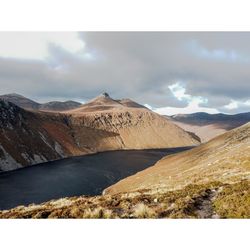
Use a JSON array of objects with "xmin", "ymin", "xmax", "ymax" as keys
[
  {"xmin": 0, "ymin": 94, "xmax": 199, "ymax": 171},
  {"xmin": 105, "ymin": 122, "xmax": 250, "ymax": 195}
]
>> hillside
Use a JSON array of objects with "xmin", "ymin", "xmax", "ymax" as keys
[
  {"xmin": 169, "ymin": 112, "xmax": 250, "ymax": 142},
  {"xmin": 1, "ymin": 176, "xmax": 248, "ymax": 218},
  {"xmin": 0, "ymin": 94, "xmax": 199, "ymax": 171},
  {"xmin": 64, "ymin": 93, "xmax": 199, "ymax": 149},
  {"xmin": 105, "ymin": 122, "xmax": 250, "ymax": 195}
]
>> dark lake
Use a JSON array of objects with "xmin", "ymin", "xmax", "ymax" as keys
[{"xmin": 0, "ymin": 147, "xmax": 191, "ymax": 210}]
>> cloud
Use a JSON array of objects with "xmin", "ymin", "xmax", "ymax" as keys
[
  {"xmin": 187, "ymin": 40, "xmax": 249, "ymax": 63},
  {"xmin": 0, "ymin": 32, "xmax": 249, "ymax": 114},
  {"xmin": 146, "ymin": 82, "xmax": 219, "ymax": 115},
  {"xmin": 0, "ymin": 32, "xmax": 84, "ymax": 60},
  {"xmin": 222, "ymin": 99, "xmax": 250, "ymax": 113}
]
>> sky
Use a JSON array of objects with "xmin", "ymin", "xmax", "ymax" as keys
[{"xmin": 0, "ymin": 32, "xmax": 250, "ymax": 115}]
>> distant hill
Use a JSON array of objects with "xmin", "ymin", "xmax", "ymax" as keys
[
  {"xmin": 169, "ymin": 112, "xmax": 250, "ymax": 142},
  {"xmin": 40, "ymin": 101, "xmax": 82, "ymax": 111},
  {"xmin": 0, "ymin": 93, "xmax": 41, "ymax": 110},
  {"xmin": 0, "ymin": 93, "xmax": 82, "ymax": 111}
]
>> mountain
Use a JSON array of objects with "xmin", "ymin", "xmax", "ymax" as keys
[
  {"xmin": 169, "ymin": 112, "xmax": 250, "ymax": 142},
  {"xmin": 105, "ymin": 122, "xmax": 250, "ymax": 195},
  {"xmin": 0, "ymin": 93, "xmax": 41, "ymax": 110},
  {"xmin": 64, "ymin": 93, "xmax": 199, "ymax": 150},
  {"xmin": 0, "ymin": 93, "xmax": 82, "ymax": 111},
  {"xmin": 39, "ymin": 101, "xmax": 82, "ymax": 111},
  {"xmin": 0, "ymin": 94, "xmax": 199, "ymax": 171}
]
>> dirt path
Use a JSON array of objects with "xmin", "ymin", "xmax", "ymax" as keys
[{"xmin": 194, "ymin": 189, "xmax": 220, "ymax": 219}]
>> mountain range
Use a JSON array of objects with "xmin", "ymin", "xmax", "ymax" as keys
[
  {"xmin": 0, "ymin": 93, "xmax": 199, "ymax": 171},
  {"xmin": 0, "ymin": 93, "xmax": 82, "ymax": 111},
  {"xmin": 169, "ymin": 112, "xmax": 250, "ymax": 142}
]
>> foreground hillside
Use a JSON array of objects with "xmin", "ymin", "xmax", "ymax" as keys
[
  {"xmin": 0, "ymin": 94, "xmax": 199, "ymax": 171},
  {"xmin": 170, "ymin": 112, "xmax": 250, "ymax": 142},
  {"xmin": 0, "ymin": 180, "xmax": 248, "ymax": 218},
  {"xmin": 105, "ymin": 123, "xmax": 250, "ymax": 195}
]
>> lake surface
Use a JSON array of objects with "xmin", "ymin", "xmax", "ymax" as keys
[{"xmin": 0, "ymin": 147, "xmax": 191, "ymax": 210}]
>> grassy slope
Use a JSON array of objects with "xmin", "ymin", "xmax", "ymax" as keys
[
  {"xmin": 105, "ymin": 123, "xmax": 250, "ymax": 195},
  {"xmin": 0, "ymin": 180, "xmax": 248, "ymax": 218}
]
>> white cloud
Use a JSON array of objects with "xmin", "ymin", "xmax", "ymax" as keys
[
  {"xmin": 168, "ymin": 83, "xmax": 187, "ymax": 101},
  {"xmin": 224, "ymin": 100, "xmax": 239, "ymax": 110},
  {"xmin": 223, "ymin": 99, "xmax": 250, "ymax": 111},
  {"xmin": 0, "ymin": 32, "xmax": 85, "ymax": 60},
  {"xmin": 149, "ymin": 82, "xmax": 219, "ymax": 115}
]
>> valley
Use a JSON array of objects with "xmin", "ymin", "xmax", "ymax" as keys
[
  {"xmin": 0, "ymin": 93, "xmax": 249, "ymax": 219},
  {"xmin": 0, "ymin": 147, "xmax": 190, "ymax": 210}
]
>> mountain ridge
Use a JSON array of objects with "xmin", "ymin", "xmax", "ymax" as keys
[
  {"xmin": 0, "ymin": 94, "xmax": 199, "ymax": 171},
  {"xmin": 169, "ymin": 111, "xmax": 250, "ymax": 142},
  {"xmin": 0, "ymin": 93, "xmax": 82, "ymax": 111}
]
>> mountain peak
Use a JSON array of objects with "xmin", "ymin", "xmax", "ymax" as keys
[{"xmin": 101, "ymin": 92, "xmax": 110, "ymax": 98}]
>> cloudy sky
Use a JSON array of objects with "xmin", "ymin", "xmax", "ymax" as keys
[{"xmin": 0, "ymin": 32, "xmax": 250, "ymax": 115}]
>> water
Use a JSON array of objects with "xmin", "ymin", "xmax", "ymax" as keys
[{"xmin": 0, "ymin": 147, "xmax": 191, "ymax": 210}]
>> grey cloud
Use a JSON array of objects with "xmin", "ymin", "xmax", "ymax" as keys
[{"xmin": 0, "ymin": 32, "xmax": 250, "ymax": 113}]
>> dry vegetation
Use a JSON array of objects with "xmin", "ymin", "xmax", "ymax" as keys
[
  {"xmin": 0, "ymin": 180, "xmax": 249, "ymax": 219},
  {"xmin": 105, "ymin": 123, "xmax": 250, "ymax": 195},
  {"xmin": 213, "ymin": 181, "xmax": 250, "ymax": 218}
]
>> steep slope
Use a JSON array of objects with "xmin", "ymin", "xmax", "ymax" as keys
[
  {"xmin": 169, "ymin": 112, "xmax": 250, "ymax": 142},
  {"xmin": 0, "ymin": 94, "xmax": 199, "ymax": 171},
  {"xmin": 0, "ymin": 93, "xmax": 82, "ymax": 111},
  {"xmin": 0, "ymin": 100, "xmax": 90, "ymax": 171},
  {"xmin": 0, "ymin": 100, "xmax": 128, "ymax": 171},
  {"xmin": 65, "ymin": 93, "xmax": 200, "ymax": 149},
  {"xmin": 105, "ymin": 122, "xmax": 250, "ymax": 195}
]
